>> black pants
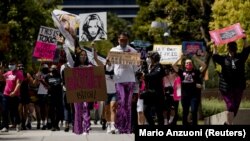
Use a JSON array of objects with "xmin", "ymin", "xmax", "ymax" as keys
[
  {"xmin": 143, "ymin": 95, "xmax": 164, "ymax": 126},
  {"xmin": 2, "ymin": 96, "xmax": 20, "ymax": 129},
  {"xmin": 181, "ymin": 94, "xmax": 201, "ymax": 125}
]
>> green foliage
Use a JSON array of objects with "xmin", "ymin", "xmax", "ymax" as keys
[
  {"xmin": 132, "ymin": 0, "xmax": 214, "ymax": 45},
  {"xmin": 176, "ymin": 98, "xmax": 250, "ymax": 121},
  {"xmin": 0, "ymin": 0, "xmax": 62, "ymax": 71}
]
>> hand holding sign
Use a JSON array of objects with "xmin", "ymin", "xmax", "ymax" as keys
[{"xmin": 209, "ymin": 23, "xmax": 245, "ymax": 46}]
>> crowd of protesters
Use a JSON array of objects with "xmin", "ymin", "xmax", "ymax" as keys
[{"xmin": 0, "ymin": 31, "xmax": 249, "ymax": 135}]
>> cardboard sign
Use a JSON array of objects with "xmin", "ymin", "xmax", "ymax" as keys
[
  {"xmin": 209, "ymin": 23, "xmax": 245, "ymax": 46},
  {"xmin": 182, "ymin": 41, "xmax": 205, "ymax": 56},
  {"xmin": 36, "ymin": 26, "xmax": 60, "ymax": 43},
  {"xmin": 64, "ymin": 66, "xmax": 107, "ymax": 103},
  {"xmin": 108, "ymin": 52, "xmax": 141, "ymax": 65},
  {"xmin": 33, "ymin": 26, "xmax": 60, "ymax": 61},
  {"xmin": 153, "ymin": 44, "xmax": 182, "ymax": 64},
  {"xmin": 33, "ymin": 41, "xmax": 57, "ymax": 60}
]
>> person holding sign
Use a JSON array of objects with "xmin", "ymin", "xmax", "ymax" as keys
[
  {"xmin": 73, "ymin": 48, "xmax": 103, "ymax": 135},
  {"xmin": 109, "ymin": 32, "xmax": 139, "ymax": 134},
  {"xmin": 212, "ymin": 36, "xmax": 250, "ymax": 125},
  {"xmin": 172, "ymin": 54, "xmax": 206, "ymax": 125}
]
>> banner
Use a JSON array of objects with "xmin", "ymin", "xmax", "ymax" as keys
[
  {"xmin": 108, "ymin": 51, "xmax": 141, "ymax": 65},
  {"xmin": 209, "ymin": 23, "xmax": 245, "ymax": 46},
  {"xmin": 33, "ymin": 26, "xmax": 60, "ymax": 61},
  {"xmin": 64, "ymin": 66, "xmax": 107, "ymax": 103},
  {"xmin": 182, "ymin": 41, "xmax": 205, "ymax": 57},
  {"xmin": 153, "ymin": 45, "xmax": 182, "ymax": 64}
]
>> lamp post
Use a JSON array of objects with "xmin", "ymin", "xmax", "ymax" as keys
[{"xmin": 151, "ymin": 21, "xmax": 170, "ymax": 44}]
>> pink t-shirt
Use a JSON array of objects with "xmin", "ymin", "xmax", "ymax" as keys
[{"xmin": 3, "ymin": 70, "xmax": 24, "ymax": 96}]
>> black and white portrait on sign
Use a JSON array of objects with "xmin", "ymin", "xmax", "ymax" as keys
[{"xmin": 79, "ymin": 12, "xmax": 107, "ymax": 42}]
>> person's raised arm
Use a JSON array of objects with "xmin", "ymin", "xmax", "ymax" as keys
[
  {"xmin": 192, "ymin": 54, "xmax": 207, "ymax": 73},
  {"xmin": 172, "ymin": 54, "xmax": 184, "ymax": 72}
]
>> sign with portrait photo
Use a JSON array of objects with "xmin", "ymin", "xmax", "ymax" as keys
[
  {"xmin": 209, "ymin": 23, "xmax": 245, "ymax": 46},
  {"xmin": 79, "ymin": 12, "xmax": 107, "ymax": 42},
  {"xmin": 182, "ymin": 41, "xmax": 206, "ymax": 57},
  {"xmin": 153, "ymin": 44, "xmax": 182, "ymax": 65}
]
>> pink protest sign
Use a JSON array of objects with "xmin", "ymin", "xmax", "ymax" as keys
[
  {"xmin": 64, "ymin": 66, "xmax": 107, "ymax": 103},
  {"xmin": 209, "ymin": 23, "xmax": 245, "ymax": 46},
  {"xmin": 33, "ymin": 41, "xmax": 57, "ymax": 60}
]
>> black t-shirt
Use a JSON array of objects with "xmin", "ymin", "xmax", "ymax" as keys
[{"xmin": 178, "ymin": 68, "xmax": 202, "ymax": 95}]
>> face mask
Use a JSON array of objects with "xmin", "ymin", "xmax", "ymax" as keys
[
  {"xmin": 8, "ymin": 65, "xmax": 16, "ymax": 71},
  {"xmin": 185, "ymin": 63, "xmax": 193, "ymax": 71},
  {"xmin": 146, "ymin": 57, "xmax": 151, "ymax": 65}
]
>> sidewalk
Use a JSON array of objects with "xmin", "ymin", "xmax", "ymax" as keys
[{"xmin": 0, "ymin": 121, "xmax": 135, "ymax": 141}]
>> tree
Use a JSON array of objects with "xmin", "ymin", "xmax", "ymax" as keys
[{"xmin": 0, "ymin": 0, "xmax": 62, "ymax": 71}]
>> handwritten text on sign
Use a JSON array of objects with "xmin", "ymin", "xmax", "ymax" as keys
[
  {"xmin": 37, "ymin": 26, "xmax": 60, "ymax": 44},
  {"xmin": 153, "ymin": 45, "xmax": 182, "ymax": 64},
  {"xmin": 182, "ymin": 41, "xmax": 205, "ymax": 56},
  {"xmin": 209, "ymin": 23, "xmax": 245, "ymax": 46},
  {"xmin": 108, "ymin": 52, "xmax": 141, "ymax": 65},
  {"xmin": 33, "ymin": 41, "xmax": 56, "ymax": 60},
  {"xmin": 64, "ymin": 66, "xmax": 107, "ymax": 103}
]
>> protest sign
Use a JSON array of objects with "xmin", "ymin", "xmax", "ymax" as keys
[
  {"xmin": 153, "ymin": 45, "xmax": 182, "ymax": 64},
  {"xmin": 182, "ymin": 41, "xmax": 205, "ymax": 57},
  {"xmin": 52, "ymin": 9, "xmax": 80, "ymax": 52},
  {"xmin": 33, "ymin": 26, "xmax": 60, "ymax": 61},
  {"xmin": 64, "ymin": 66, "xmax": 107, "ymax": 103},
  {"xmin": 108, "ymin": 51, "xmax": 141, "ymax": 65},
  {"xmin": 209, "ymin": 23, "xmax": 245, "ymax": 46},
  {"xmin": 79, "ymin": 12, "xmax": 107, "ymax": 42}
]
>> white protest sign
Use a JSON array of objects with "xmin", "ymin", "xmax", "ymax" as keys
[{"xmin": 153, "ymin": 44, "xmax": 182, "ymax": 64}]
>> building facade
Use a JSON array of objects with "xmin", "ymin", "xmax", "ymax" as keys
[{"xmin": 60, "ymin": 0, "xmax": 139, "ymax": 21}]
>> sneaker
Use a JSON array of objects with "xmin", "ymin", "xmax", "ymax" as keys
[
  {"xmin": 37, "ymin": 123, "xmax": 40, "ymax": 130},
  {"xmin": 51, "ymin": 126, "xmax": 60, "ymax": 131},
  {"xmin": 64, "ymin": 126, "xmax": 69, "ymax": 132},
  {"xmin": 16, "ymin": 125, "xmax": 20, "ymax": 132},
  {"xmin": 83, "ymin": 132, "xmax": 88, "ymax": 136},
  {"xmin": 110, "ymin": 124, "xmax": 117, "ymax": 134},
  {"xmin": 1, "ymin": 127, "xmax": 8, "ymax": 132},
  {"xmin": 106, "ymin": 124, "xmax": 111, "ymax": 134},
  {"xmin": 41, "ymin": 125, "xmax": 47, "ymax": 130},
  {"xmin": 26, "ymin": 123, "xmax": 32, "ymax": 130},
  {"xmin": 101, "ymin": 119, "xmax": 106, "ymax": 130}
]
